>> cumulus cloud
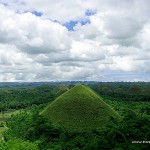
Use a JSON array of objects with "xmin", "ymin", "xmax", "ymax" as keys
[{"xmin": 0, "ymin": 0, "xmax": 149, "ymax": 81}]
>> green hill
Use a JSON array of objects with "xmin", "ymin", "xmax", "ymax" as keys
[{"xmin": 41, "ymin": 84, "xmax": 121, "ymax": 132}]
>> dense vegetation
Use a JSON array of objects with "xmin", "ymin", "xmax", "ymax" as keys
[
  {"xmin": 0, "ymin": 82, "xmax": 150, "ymax": 149},
  {"xmin": 0, "ymin": 84, "xmax": 69, "ymax": 111},
  {"xmin": 2, "ymin": 109, "xmax": 150, "ymax": 150},
  {"xmin": 89, "ymin": 82, "xmax": 150, "ymax": 102},
  {"xmin": 0, "ymin": 82, "xmax": 149, "ymax": 112}
]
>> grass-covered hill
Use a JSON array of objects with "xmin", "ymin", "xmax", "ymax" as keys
[{"xmin": 41, "ymin": 84, "xmax": 121, "ymax": 132}]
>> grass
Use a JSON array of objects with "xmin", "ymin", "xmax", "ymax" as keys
[
  {"xmin": 41, "ymin": 84, "xmax": 121, "ymax": 132},
  {"xmin": 0, "ymin": 126, "xmax": 7, "ymax": 141}
]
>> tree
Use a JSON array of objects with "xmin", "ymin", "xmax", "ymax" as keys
[{"xmin": 0, "ymin": 138, "xmax": 38, "ymax": 150}]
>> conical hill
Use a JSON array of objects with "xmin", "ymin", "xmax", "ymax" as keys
[{"xmin": 41, "ymin": 84, "xmax": 121, "ymax": 132}]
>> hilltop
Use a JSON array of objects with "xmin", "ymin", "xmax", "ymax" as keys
[{"xmin": 41, "ymin": 84, "xmax": 121, "ymax": 132}]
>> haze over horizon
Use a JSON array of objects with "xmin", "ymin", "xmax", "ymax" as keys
[{"xmin": 0, "ymin": 0, "xmax": 150, "ymax": 82}]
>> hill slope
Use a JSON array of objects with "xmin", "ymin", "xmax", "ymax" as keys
[{"xmin": 41, "ymin": 84, "xmax": 121, "ymax": 132}]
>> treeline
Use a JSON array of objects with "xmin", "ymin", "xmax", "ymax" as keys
[
  {"xmin": 0, "ymin": 82, "xmax": 149, "ymax": 112},
  {"xmin": 88, "ymin": 82, "xmax": 150, "ymax": 102},
  {"xmin": 0, "ymin": 84, "xmax": 70, "ymax": 111}
]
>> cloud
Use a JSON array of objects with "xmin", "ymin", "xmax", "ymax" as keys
[
  {"xmin": 140, "ymin": 24, "xmax": 150, "ymax": 51},
  {"xmin": 0, "ymin": 44, "xmax": 32, "ymax": 65},
  {"xmin": 103, "ymin": 15, "xmax": 142, "ymax": 39},
  {"xmin": 0, "ymin": 5, "xmax": 71, "ymax": 54},
  {"xmin": 0, "ymin": 1, "xmax": 149, "ymax": 81}
]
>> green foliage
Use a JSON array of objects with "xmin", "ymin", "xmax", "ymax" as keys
[
  {"xmin": 41, "ymin": 84, "xmax": 121, "ymax": 132},
  {"xmin": 0, "ymin": 138, "xmax": 38, "ymax": 150},
  {"xmin": 2, "ymin": 108, "xmax": 150, "ymax": 150},
  {"xmin": 89, "ymin": 82, "xmax": 150, "ymax": 102},
  {"xmin": 51, "ymin": 84, "xmax": 69, "ymax": 96},
  {"xmin": 0, "ymin": 82, "xmax": 149, "ymax": 112},
  {"xmin": 0, "ymin": 84, "xmax": 65, "ymax": 111},
  {"xmin": 128, "ymin": 85, "xmax": 142, "ymax": 94},
  {"xmin": 104, "ymin": 99, "xmax": 150, "ymax": 117},
  {"xmin": 4, "ymin": 111, "xmax": 34, "ymax": 140},
  {"xmin": 0, "ymin": 82, "xmax": 149, "ymax": 149}
]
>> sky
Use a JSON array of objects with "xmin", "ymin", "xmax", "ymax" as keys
[{"xmin": 0, "ymin": 0, "xmax": 150, "ymax": 82}]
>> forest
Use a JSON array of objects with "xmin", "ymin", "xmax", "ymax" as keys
[{"xmin": 0, "ymin": 82, "xmax": 150, "ymax": 150}]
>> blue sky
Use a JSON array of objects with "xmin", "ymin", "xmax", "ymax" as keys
[
  {"xmin": 31, "ymin": 9, "xmax": 94, "ymax": 31},
  {"xmin": 63, "ymin": 19, "xmax": 90, "ymax": 31},
  {"xmin": 0, "ymin": 0, "xmax": 149, "ymax": 82},
  {"xmin": 32, "ymin": 11, "xmax": 43, "ymax": 17}
]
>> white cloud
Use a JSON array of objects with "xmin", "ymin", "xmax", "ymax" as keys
[
  {"xmin": 0, "ymin": 44, "xmax": 32, "ymax": 65},
  {"xmin": 140, "ymin": 24, "xmax": 150, "ymax": 51},
  {"xmin": 0, "ymin": 1, "xmax": 149, "ymax": 81},
  {"xmin": 70, "ymin": 40, "xmax": 105, "ymax": 61}
]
